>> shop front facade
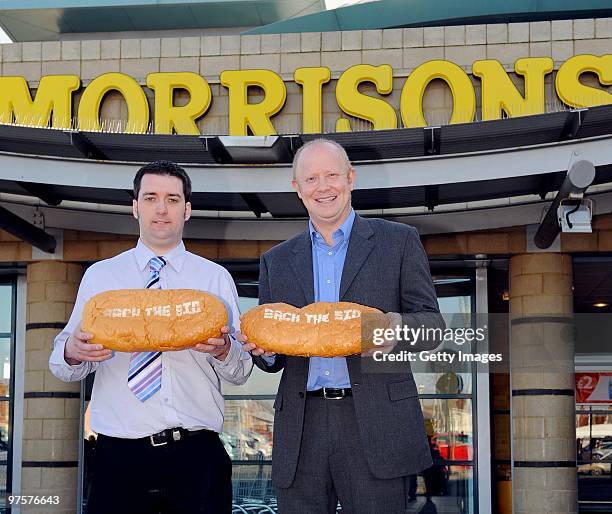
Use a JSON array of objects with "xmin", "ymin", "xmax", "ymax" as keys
[{"xmin": 0, "ymin": 2, "xmax": 610, "ymax": 512}]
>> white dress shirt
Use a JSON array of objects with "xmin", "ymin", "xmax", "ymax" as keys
[{"xmin": 49, "ymin": 240, "xmax": 253, "ymax": 438}]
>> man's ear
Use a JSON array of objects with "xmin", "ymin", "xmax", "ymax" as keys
[
  {"xmin": 132, "ymin": 199, "xmax": 139, "ymax": 219},
  {"xmin": 348, "ymin": 167, "xmax": 356, "ymax": 191},
  {"xmin": 184, "ymin": 202, "xmax": 192, "ymax": 221},
  {"xmin": 291, "ymin": 179, "xmax": 303, "ymax": 200}
]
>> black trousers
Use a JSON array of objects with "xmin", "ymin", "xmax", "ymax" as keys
[{"xmin": 87, "ymin": 430, "xmax": 232, "ymax": 514}]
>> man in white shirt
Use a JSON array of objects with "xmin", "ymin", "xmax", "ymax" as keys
[{"xmin": 49, "ymin": 160, "xmax": 252, "ymax": 514}]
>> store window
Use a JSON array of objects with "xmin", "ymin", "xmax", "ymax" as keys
[
  {"xmin": 223, "ymin": 292, "xmax": 276, "ymax": 510},
  {"xmin": 574, "ymin": 257, "xmax": 612, "ymax": 511},
  {"xmin": 577, "ymin": 403, "xmax": 612, "ymax": 467},
  {"xmin": 0, "ymin": 281, "xmax": 15, "ymax": 512},
  {"xmin": 576, "ymin": 388, "xmax": 612, "ymax": 506}
]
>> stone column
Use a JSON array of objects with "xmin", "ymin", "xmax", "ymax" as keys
[
  {"xmin": 509, "ymin": 254, "xmax": 576, "ymax": 514},
  {"xmin": 22, "ymin": 261, "xmax": 83, "ymax": 513}
]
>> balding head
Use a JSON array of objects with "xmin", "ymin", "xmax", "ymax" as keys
[{"xmin": 292, "ymin": 139, "xmax": 352, "ymax": 180}]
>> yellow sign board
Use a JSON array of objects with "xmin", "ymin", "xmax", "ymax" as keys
[{"xmin": 0, "ymin": 54, "xmax": 610, "ymax": 135}]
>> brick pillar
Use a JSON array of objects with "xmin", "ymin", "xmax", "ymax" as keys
[
  {"xmin": 509, "ymin": 254, "xmax": 576, "ymax": 514},
  {"xmin": 22, "ymin": 262, "xmax": 83, "ymax": 513}
]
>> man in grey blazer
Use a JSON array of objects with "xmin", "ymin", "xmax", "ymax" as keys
[{"xmin": 242, "ymin": 139, "xmax": 444, "ymax": 513}]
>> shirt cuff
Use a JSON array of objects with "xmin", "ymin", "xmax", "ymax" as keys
[
  {"xmin": 49, "ymin": 337, "xmax": 91, "ymax": 381},
  {"xmin": 211, "ymin": 336, "xmax": 242, "ymax": 368},
  {"xmin": 260, "ymin": 354, "xmax": 276, "ymax": 365},
  {"xmin": 388, "ymin": 312, "xmax": 404, "ymax": 329}
]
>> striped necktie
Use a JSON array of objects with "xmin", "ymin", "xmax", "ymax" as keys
[{"xmin": 127, "ymin": 256, "xmax": 166, "ymax": 402}]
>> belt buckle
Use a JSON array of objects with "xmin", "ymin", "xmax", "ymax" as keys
[
  {"xmin": 172, "ymin": 429, "xmax": 182, "ymax": 442},
  {"xmin": 150, "ymin": 432, "xmax": 168, "ymax": 447},
  {"xmin": 323, "ymin": 388, "xmax": 344, "ymax": 400}
]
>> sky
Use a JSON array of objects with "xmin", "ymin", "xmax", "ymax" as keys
[
  {"xmin": 325, "ymin": 0, "xmax": 366, "ymax": 8},
  {"xmin": 0, "ymin": 1, "xmax": 367, "ymax": 43}
]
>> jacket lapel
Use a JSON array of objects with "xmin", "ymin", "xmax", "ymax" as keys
[
  {"xmin": 340, "ymin": 215, "xmax": 375, "ymax": 300},
  {"xmin": 290, "ymin": 231, "xmax": 315, "ymax": 305}
]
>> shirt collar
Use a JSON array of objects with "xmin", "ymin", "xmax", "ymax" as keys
[
  {"xmin": 134, "ymin": 239, "xmax": 187, "ymax": 272},
  {"xmin": 309, "ymin": 209, "xmax": 356, "ymax": 246}
]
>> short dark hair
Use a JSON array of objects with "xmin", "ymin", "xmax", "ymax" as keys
[{"xmin": 133, "ymin": 160, "xmax": 192, "ymax": 202}]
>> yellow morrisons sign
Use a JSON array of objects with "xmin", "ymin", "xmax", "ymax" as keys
[{"xmin": 0, "ymin": 55, "xmax": 610, "ymax": 136}]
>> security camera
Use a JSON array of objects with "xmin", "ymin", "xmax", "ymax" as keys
[
  {"xmin": 534, "ymin": 158, "xmax": 596, "ymax": 248},
  {"xmin": 558, "ymin": 198, "xmax": 593, "ymax": 233}
]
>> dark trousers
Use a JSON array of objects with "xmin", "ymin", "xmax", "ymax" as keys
[
  {"xmin": 87, "ymin": 430, "xmax": 232, "ymax": 514},
  {"xmin": 277, "ymin": 396, "xmax": 410, "ymax": 514}
]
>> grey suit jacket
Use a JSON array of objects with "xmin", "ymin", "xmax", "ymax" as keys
[{"xmin": 254, "ymin": 214, "xmax": 444, "ymax": 488}]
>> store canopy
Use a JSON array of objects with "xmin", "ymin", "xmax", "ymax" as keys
[
  {"xmin": 0, "ymin": 105, "xmax": 608, "ymax": 165},
  {"xmin": 245, "ymin": 0, "xmax": 612, "ymax": 34},
  {"xmin": 0, "ymin": 0, "xmax": 325, "ymax": 42},
  {"xmin": 0, "ymin": 105, "xmax": 611, "ymax": 218}
]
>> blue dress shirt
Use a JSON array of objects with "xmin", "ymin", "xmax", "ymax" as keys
[{"xmin": 306, "ymin": 209, "xmax": 356, "ymax": 391}]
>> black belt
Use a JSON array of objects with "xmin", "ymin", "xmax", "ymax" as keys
[
  {"xmin": 306, "ymin": 387, "xmax": 353, "ymax": 399},
  {"xmin": 99, "ymin": 427, "xmax": 215, "ymax": 448}
]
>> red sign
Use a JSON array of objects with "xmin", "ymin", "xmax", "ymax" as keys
[{"xmin": 576, "ymin": 373, "xmax": 612, "ymax": 404}]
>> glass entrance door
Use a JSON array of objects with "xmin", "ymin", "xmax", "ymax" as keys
[
  {"xmin": 0, "ymin": 280, "xmax": 15, "ymax": 512},
  {"xmin": 411, "ymin": 275, "xmax": 476, "ymax": 514}
]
